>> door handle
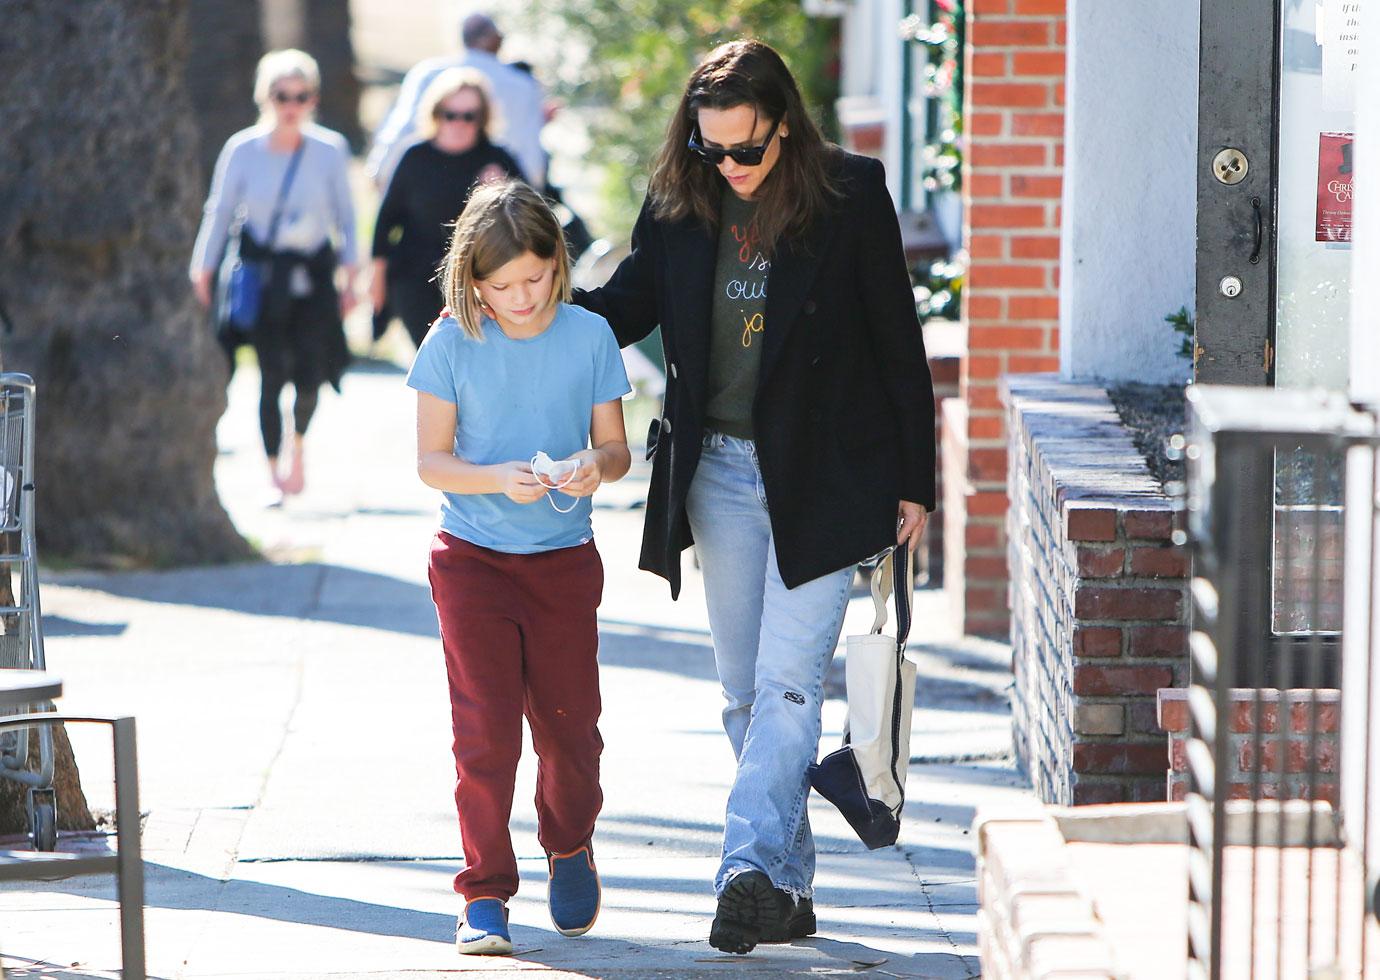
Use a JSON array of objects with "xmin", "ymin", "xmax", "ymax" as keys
[{"xmin": 1250, "ymin": 197, "xmax": 1263, "ymax": 264}]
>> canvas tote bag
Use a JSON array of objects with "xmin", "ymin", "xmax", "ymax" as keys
[{"xmin": 807, "ymin": 543, "xmax": 917, "ymax": 849}]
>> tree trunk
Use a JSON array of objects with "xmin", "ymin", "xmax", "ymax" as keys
[
  {"xmin": 0, "ymin": 0, "xmax": 253, "ymax": 568},
  {"xmin": 0, "ymin": 709, "xmax": 97, "ymax": 836},
  {"xmin": 186, "ymin": 0, "xmax": 264, "ymax": 191},
  {"xmin": 305, "ymin": 0, "xmax": 364, "ymax": 150}
]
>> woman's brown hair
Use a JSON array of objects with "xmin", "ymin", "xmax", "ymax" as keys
[
  {"xmin": 440, "ymin": 180, "xmax": 571, "ymax": 341},
  {"xmin": 647, "ymin": 39, "xmax": 841, "ymax": 254}
]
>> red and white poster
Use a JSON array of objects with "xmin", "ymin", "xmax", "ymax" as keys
[{"xmin": 1316, "ymin": 132, "xmax": 1354, "ymax": 243}]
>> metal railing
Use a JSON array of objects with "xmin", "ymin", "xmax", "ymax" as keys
[{"xmin": 1183, "ymin": 385, "xmax": 1380, "ymax": 979}]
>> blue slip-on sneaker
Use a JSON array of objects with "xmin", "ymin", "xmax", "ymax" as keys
[
  {"xmin": 456, "ymin": 897, "xmax": 512, "ymax": 955},
  {"xmin": 547, "ymin": 846, "xmax": 601, "ymax": 937}
]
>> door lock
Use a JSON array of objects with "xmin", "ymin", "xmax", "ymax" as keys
[
  {"xmin": 1212, "ymin": 148, "xmax": 1249, "ymax": 185},
  {"xmin": 1219, "ymin": 275, "xmax": 1243, "ymax": 298}
]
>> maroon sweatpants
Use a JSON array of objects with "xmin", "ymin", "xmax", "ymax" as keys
[{"xmin": 428, "ymin": 530, "xmax": 605, "ymax": 901}]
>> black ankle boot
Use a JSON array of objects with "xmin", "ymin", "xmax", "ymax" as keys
[
  {"xmin": 761, "ymin": 890, "xmax": 816, "ymax": 942},
  {"xmin": 709, "ymin": 871, "xmax": 779, "ymax": 954}
]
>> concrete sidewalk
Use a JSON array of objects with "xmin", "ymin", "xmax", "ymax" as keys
[{"xmin": 0, "ymin": 359, "xmax": 1031, "ymax": 978}]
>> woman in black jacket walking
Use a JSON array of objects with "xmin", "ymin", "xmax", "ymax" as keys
[{"xmin": 574, "ymin": 39, "xmax": 935, "ymax": 954}]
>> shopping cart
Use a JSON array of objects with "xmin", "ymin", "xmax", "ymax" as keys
[{"xmin": 0, "ymin": 373, "xmax": 56, "ymax": 851}]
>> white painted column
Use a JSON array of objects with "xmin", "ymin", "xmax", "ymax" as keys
[
  {"xmin": 1057, "ymin": 0, "xmax": 1199, "ymax": 384},
  {"xmin": 1342, "ymin": 2, "xmax": 1380, "ymax": 882},
  {"xmin": 835, "ymin": 0, "xmax": 906, "ymax": 203},
  {"xmin": 879, "ymin": 0, "xmax": 905, "ymax": 201},
  {"xmin": 1351, "ymin": 11, "xmax": 1380, "ymax": 404}
]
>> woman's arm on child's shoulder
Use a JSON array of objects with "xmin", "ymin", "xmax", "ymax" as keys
[
  {"xmin": 561, "ymin": 399, "xmax": 630, "ymax": 498},
  {"xmin": 416, "ymin": 391, "xmax": 547, "ymax": 503}
]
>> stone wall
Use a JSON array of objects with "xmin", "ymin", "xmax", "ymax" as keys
[
  {"xmin": 1004, "ymin": 374, "xmax": 1189, "ymax": 803},
  {"xmin": 976, "ymin": 807, "xmax": 1121, "ymax": 978}
]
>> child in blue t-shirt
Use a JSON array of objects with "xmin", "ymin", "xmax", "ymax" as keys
[{"xmin": 407, "ymin": 180, "xmax": 631, "ymax": 956}]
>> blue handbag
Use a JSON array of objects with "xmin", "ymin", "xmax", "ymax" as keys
[
  {"xmin": 218, "ymin": 142, "xmax": 305, "ymax": 333},
  {"xmin": 222, "ymin": 244, "xmax": 264, "ymax": 331}
]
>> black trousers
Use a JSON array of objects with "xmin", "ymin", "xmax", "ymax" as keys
[
  {"xmin": 215, "ymin": 242, "xmax": 348, "ymax": 456},
  {"xmin": 389, "ymin": 274, "xmax": 445, "ymax": 348},
  {"xmin": 254, "ymin": 295, "xmax": 324, "ymax": 457}
]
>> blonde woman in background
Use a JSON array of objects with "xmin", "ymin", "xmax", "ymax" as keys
[
  {"xmin": 370, "ymin": 68, "xmax": 520, "ymax": 348},
  {"xmin": 190, "ymin": 48, "xmax": 358, "ymax": 500}
]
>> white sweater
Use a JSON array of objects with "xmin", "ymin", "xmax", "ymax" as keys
[{"xmin": 191, "ymin": 123, "xmax": 358, "ymax": 274}]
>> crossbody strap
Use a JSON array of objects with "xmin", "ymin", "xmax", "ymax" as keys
[{"xmin": 264, "ymin": 140, "xmax": 306, "ymax": 251}]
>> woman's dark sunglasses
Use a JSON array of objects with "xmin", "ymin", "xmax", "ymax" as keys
[
  {"xmin": 271, "ymin": 91, "xmax": 313, "ymax": 105},
  {"xmin": 687, "ymin": 117, "xmax": 781, "ymax": 167},
  {"xmin": 438, "ymin": 109, "xmax": 482, "ymax": 123}
]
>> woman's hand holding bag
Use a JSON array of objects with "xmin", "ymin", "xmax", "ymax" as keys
[{"xmin": 807, "ymin": 543, "xmax": 917, "ymax": 849}]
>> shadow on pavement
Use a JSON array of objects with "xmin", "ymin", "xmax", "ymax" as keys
[
  {"xmin": 46, "ymin": 566, "xmax": 750, "ymax": 683},
  {"xmin": 0, "ymin": 959, "xmax": 126, "ymax": 980},
  {"xmin": 41, "ymin": 615, "xmax": 127, "ymax": 638},
  {"xmin": 597, "ymin": 619, "xmax": 720, "ymax": 683},
  {"xmin": 7, "ymin": 860, "xmax": 975, "ymax": 978},
  {"xmin": 51, "ymin": 562, "xmax": 443, "ymax": 638},
  {"xmin": 581, "ymin": 808, "xmax": 982, "ymax": 876}
]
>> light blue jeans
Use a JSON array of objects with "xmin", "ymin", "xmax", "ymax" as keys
[{"xmin": 685, "ymin": 431, "xmax": 855, "ymax": 900}]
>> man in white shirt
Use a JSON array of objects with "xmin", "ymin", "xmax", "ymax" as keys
[{"xmin": 367, "ymin": 13, "xmax": 546, "ymax": 192}]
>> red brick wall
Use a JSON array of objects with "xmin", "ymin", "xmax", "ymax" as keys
[
  {"xmin": 1005, "ymin": 376, "xmax": 1189, "ymax": 804},
  {"xmin": 955, "ymin": 0, "xmax": 1067, "ymax": 637},
  {"xmin": 1159, "ymin": 689, "xmax": 1340, "ymax": 804}
]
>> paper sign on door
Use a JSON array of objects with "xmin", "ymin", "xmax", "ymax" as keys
[{"xmin": 1316, "ymin": 132, "xmax": 1354, "ymax": 243}]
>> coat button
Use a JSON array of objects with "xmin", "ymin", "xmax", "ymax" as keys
[
  {"xmin": 810, "ymin": 355, "xmax": 822, "ymax": 367},
  {"xmin": 661, "ymin": 416, "xmax": 672, "ymax": 435},
  {"xmin": 670, "ymin": 362, "xmax": 679, "ymax": 379},
  {"xmin": 803, "ymin": 299, "xmax": 817, "ymax": 315}
]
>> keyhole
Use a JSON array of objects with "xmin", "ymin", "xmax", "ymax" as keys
[{"xmin": 1212, "ymin": 148, "xmax": 1249, "ymax": 185}]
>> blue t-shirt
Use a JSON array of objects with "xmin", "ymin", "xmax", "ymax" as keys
[{"xmin": 406, "ymin": 303, "xmax": 632, "ymax": 553}]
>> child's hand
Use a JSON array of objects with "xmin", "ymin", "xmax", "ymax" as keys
[
  {"xmin": 559, "ymin": 450, "xmax": 605, "ymax": 498},
  {"xmin": 498, "ymin": 461, "xmax": 548, "ymax": 504}
]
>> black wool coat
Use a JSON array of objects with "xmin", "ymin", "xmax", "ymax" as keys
[{"xmin": 573, "ymin": 151, "xmax": 936, "ymax": 598}]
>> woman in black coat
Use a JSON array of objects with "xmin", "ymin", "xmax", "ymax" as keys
[
  {"xmin": 574, "ymin": 39, "xmax": 935, "ymax": 954},
  {"xmin": 371, "ymin": 67, "xmax": 521, "ymax": 347}
]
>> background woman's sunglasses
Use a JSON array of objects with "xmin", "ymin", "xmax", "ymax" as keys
[
  {"xmin": 438, "ymin": 109, "xmax": 481, "ymax": 123},
  {"xmin": 271, "ymin": 91, "xmax": 313, "ymax": 105},
  {"xmin": 687, "ymin": 117, "xmax": 780, "ymax": 167}
]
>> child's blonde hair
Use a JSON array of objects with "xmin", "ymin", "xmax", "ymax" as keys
[{"xmin": 441, "ymin": 180, "xmax": 571, "ymax": 340}]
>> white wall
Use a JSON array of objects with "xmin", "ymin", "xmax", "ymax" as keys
[
  {"xmin": 1341, "ymin": 0, "xmax": 1379, "ymax": 883},
  {"xmin": 835, "ymin": 0, "xmax": 905, "ymax": 204},
  {"xmin": 1058, "ymin": 0, "xmax": 1199, "ymax": 384},
  {"xmin": 837, "ymin": 0, "xmax": 879, "ymax": 100},
  {"xmin": 1350, "ymin": 16, "xmax": 1380, "ymax": 405}
]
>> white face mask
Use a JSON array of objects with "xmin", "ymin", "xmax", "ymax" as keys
[{"xmin": 530, "ymin": 451, "xmax": 580, "ymax": 513}]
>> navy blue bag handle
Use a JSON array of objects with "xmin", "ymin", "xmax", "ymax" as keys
[{"xmin": 263, "ymin": 140, "xmax": 306, "ymax": 251}]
